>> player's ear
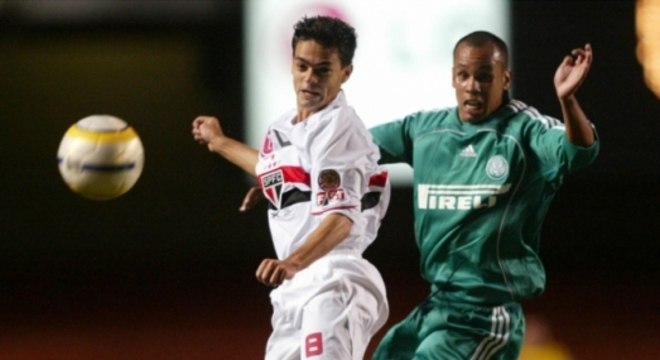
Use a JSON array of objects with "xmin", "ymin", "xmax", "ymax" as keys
[
  {"xmin": 341, "ymin": 64, "xmax": 353, "ymax": 83},
  {"xmin": 503, "ymin": 68, "xmax": 512, "ymax": 90}
]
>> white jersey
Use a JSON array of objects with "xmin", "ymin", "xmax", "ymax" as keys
[
  {"xmin": 255, "ymin": 91, "xmax": 390, "ymax": 359},
  {"xmin": 256, "ymin": 91, "xmax": 388, "ymax": 260}
]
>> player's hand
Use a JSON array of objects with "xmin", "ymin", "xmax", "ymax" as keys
[
  {"xmin": 192, "ymin": 116, "xmax": 225, "ymax": 151},
  {"xmin": 554, "ymin": 43, "xmax": 593, "ymax": 100},
  {"xmin": 240, "ymin": 186, "xmax": 264, "ymax": 212},
  {"xmin": 255, "ymin": 258, "xmax": 298, "ymax": 287}
]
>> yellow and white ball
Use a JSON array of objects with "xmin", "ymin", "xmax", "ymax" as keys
[{"xmin": 57, "ymin": 115, "xmax": 144, "ymax": 200}]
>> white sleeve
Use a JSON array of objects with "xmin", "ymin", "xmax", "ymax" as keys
[
  {"xmin": 361, "ymin": 168, "xmax": 390, "ymax": 245},
  {"xmin": 306, "ymin": 106, "xmax": 374, "ymax": 222}
]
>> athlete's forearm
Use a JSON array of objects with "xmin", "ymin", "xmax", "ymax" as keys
[
  {"xmin": 284, "ymin": 213, "xmax": 352, "ymax": 271},
  {"xmin": 208, "ymin": 136, "xmax": 259, "ymax": 177},
  {"xmin": 559, "ymin": 95, "xmax": 595, "ymax": 147}
]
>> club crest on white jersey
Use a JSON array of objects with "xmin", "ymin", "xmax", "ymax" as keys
[
  {"xmin": 260, "ymin": 169, "xmax": 284, "ymax": 209},
  {"xmin": 316, "ymin": 169, "xmax": 346, "ymax": 206}
]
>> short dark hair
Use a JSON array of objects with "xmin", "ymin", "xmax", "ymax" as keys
[
  {"xmin": 453, "ymin": 31, "xmax": 509, "ymax": 67},
  {"xmin": 292, "ymin": 15, "xmax": 357, "ymax": 67}
]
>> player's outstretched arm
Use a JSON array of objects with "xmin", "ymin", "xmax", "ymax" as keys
[
  {"xmin": 239, "ymin": 186, "xmax": 263, "ymax": 212},
  {"xmin": 192, "ymin": 116, "xmax": 259, "ymax": 176},
  {"xmin": 254, "ymin": 213, "xmax": 352, "ymax": 287},
  {"xmin": 554, "ymin": 43, "xmax": 596, "ymax": 147}
]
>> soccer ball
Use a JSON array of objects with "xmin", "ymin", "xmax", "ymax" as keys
[{"xmin": 57, "ymin": 115, "xmax": 145, "ymax": 200}]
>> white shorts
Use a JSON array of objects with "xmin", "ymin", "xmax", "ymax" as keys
[{"xmin": 264, "ymin": 253, "xmax": 388, "ymax": 360}]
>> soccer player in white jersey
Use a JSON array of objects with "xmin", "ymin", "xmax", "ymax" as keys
[
  {"xmin": 192, "ymin": 16, "xmax": 389, "ymax": 360},
  {"xmin": 370, "ymin": 31, "xmax": 599, "ymax": 359}
]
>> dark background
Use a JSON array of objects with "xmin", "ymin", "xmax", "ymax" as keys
[{"xmin": 1, "ymin": 1, "xmax": 658, "ymax": 359}]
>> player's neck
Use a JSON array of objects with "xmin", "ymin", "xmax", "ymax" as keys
[{"xmin": 294, "ymin": 108, "xmax": 318, "ymax": 124}]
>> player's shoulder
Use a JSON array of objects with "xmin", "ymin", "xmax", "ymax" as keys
[
  {"xmin": 401, "ymin": 106, "xmax": 456, "ymax": 135},
  {"xmin": 407, "ymin": 106, "xmax": 454, "ymax": 120},
  {"xmin": 506, "ymin": 99, "xmax": 562, "ymax": 130},
  {"xmin": 316, "ymin": 101, "xmax": 365, "ymax": 134}
]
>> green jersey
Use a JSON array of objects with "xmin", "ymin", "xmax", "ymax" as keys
[{"xmin": 371, "ymin": 99, "xmax": 599, "ymax": 305}]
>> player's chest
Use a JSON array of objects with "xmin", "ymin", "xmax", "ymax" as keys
[
  {"xmin": 413, "ymin": 129, "xmax": 526, "ymax": 184},
  {"xmin": 256, "ymin": 127, "xmax": 312, "ymax": 194},
  {"xmin": 257, "ymin": 126, "xmax": 309, "ymax": 171}
]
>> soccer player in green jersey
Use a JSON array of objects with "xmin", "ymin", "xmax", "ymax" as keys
[{"xmin": 370, "ymin": 31, "xmax": 599, "ymax": 360}]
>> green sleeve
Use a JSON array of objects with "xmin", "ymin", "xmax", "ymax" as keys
[
  {"xmin": 562, "ymin": 127, "xmax": 600, "ymax": 171},
  {"xmin": 530, "ymin": 122, "xmax": 600, "ymax": 179},
  {"xmin": 369, "ymin": 117, "xmax": 415, "ymax": 166}
]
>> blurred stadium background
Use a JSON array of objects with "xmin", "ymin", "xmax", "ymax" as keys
[{"xmin": 1, "ymin": 1, "xmax": 658, "ymax": 359}]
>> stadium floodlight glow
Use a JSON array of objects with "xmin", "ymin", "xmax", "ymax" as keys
[{"xmin": 636, "ymin": 0, "xmax": 660, "ymax": 99}]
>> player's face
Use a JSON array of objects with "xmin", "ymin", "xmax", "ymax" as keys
[
  {"xmin": 292, "ymin": 40, "xmax": 352, "ymax": 121},
  {"xmin": 452, "ymin": 43, "xmax": 511, "ymax": 123}
]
